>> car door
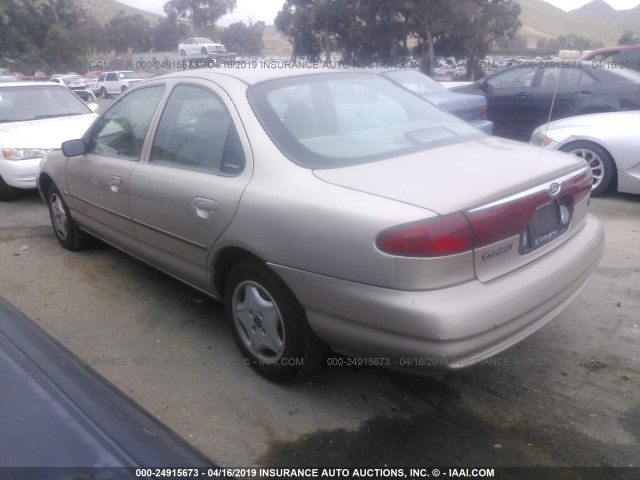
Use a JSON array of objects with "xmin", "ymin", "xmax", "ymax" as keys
[
  {"xmin": 185, "ymin": 39, "xmax": 196, "ymax": 55},
  {"xmin": 129, "ymin": 82, "xmax": 251, "ymax": 291},
  {"xmin": 65, "ymin": 85, "xmax": 165, "ymax": 253},
  {"xmin": 105, "ymin": 72, "xmax": 120, "ymax": 95},
  {"xmin": 482, "ymin": 66, "xmax": 538, "ymax": 139},
  {"xmin": 530, "ymin": 67, "xmax": 601, "ymax": 127}
]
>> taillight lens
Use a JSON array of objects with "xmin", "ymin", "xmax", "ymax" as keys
[
  {"xmin": 376, "ymin": 212, "xmax": 473, "ymax": 257},
  {"xmin": 480, "ymin": 104, "xmax": 488, "ymax": 119}
]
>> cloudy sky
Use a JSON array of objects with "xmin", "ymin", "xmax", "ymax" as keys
[{"xmin": 117, "ymin": 0, "xmax": 640, "ymax": 25}]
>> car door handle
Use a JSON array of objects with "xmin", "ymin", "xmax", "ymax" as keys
[
  {"xmin": 514, "ymin": 92, "xmax": 530, "ymax": 98},
  {"xmin": 191, "ymin": 197, "xmax": 218, "ymax": 219},
  {"xmin": 107, "ymin": 176, "xmax": 123, "ymax": 193},
  {"xmin": 576, "ymin": 90, "xmax": 593, "ymax": 96}
]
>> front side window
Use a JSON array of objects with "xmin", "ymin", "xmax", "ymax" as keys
[
  {"xmin": 249, "ymin": 73, "xmax": 482, "ymax": 168},
  {"xmin": 487, "ymin": 67, "xmax": 537, "ymax": 89},
  {"xmin": 150, "ymin": 84, "xmax": 245, "ymax": 175},
  {"xmin": 87, "ymin": 86, "xmax": 164, "ymax": 160}
]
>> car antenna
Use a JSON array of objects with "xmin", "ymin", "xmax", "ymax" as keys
[{"xmin": 544, "ymin": 63, "xmax": 561, "ymax": 140}]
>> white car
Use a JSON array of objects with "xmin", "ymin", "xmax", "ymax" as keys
[
  {"xmin": 97, "ymin": 71, "xmax": 143, "ymax": 98},
  {"xmin": 531, "ymin": 111, "xmax": 640, "ymax": 196},
  {"xmin": 0, "ymin": 82, "xmax": 98, "ymax": 200},
  {"xmin": 49, "ymin": 75, "xmax": 96, "ymax": 102},
  {"xmin": 178, "ymin": 38, "xmax": 226, "ymax": 56}
]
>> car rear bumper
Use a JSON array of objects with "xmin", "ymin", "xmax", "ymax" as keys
[
  {"xmin": 270, "ymin": 214, "xmax": 604, "ymax": 372},
  {"xmin": 469, "ymin": 118, "xmax": 494, "ymax": 135},
  {"xmin": 0, "ymin": 158, "xmax": 40, "ymax": 189}
]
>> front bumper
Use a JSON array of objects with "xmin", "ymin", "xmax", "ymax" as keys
[
  {"xmin": 0, "ymin": 157, "xmax": 41, "ymax": 189},
  {"xmin": 270, "ymin": 214, "xmax": 604, "ymax": 372}
]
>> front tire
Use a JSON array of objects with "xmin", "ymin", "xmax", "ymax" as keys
[
  {"xmin": 560, "ymin": 141, "xmax": 616, "ymax": 196},
  {"xmin": 225, "ymin": 262, "xmax": 325, "ymax": 382},
  {"xmin": 47, "ymin": 184, "xmax": 90, "ymax": 250},
  {"xmin": 0, "ymin": 175, "xmax": 18, "ymax": 201}
]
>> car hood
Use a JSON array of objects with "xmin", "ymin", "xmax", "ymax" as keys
[
  {"xmin": 543, "ymin": 110, "xmax": 640, "ymax": 135},
  {"xmin": 313, "ymin": 136, "xmax": 585, "ymax": 214},
  {"xmin": 0, "ymin": 114, "xmax": 96, "ymax": 149}
]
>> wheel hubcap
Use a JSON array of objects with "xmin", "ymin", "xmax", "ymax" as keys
[
  {"xmin": 568, "ymin": 148, "xmax": 603, "ymax": 191},
  {"xmin": 50, "ymin": 194, "xmax": 68, "ymax": 240},
  {"xmin": 232, "ymin": 281, "xmax": 285, "ymax": 363}
]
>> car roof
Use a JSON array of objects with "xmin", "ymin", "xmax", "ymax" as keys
[
  {"xmin": 0, "ymin": 81, "xmax": 65, "ymax": 87},
  {"xmin": 584, "ymin": 44, "xmax": 640, "ymax": 56},
  {"xmin": 159, "ymin": 66, "xmax": 371, "ymax": 86}
]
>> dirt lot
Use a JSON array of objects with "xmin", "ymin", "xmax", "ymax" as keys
[{"xmin": 0, "ymin": 188, "xmax": 638, "ymax": 474}]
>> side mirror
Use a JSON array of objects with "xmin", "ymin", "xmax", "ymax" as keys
[{"xmin": 62, "ymin": 139, "xmax": 86, "ymax": 157}]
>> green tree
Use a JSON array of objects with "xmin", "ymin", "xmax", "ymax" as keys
[
  {"xmin": 618, "ymin": 31, "xmax": 640, "ymax": 46},
  {"xmin": 220, "ymin": 21, "xmax": 265, "ymax": 55},
  {"xmin": 446, "ymin": 0, "xmax": 521, "ymax": 80},
  {"xmin": 154, "ymin": 11, "xmax": 182, "ymax": 51},
  {"xmin": 108, "ymin": 12, "xmax": 153, "ymax": 53},
  {"xmin": 163, "ymin": 0, "xmax": 236, "ymax": 32}
]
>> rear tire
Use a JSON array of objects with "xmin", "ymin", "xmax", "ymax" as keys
[
  {"xmin": 560, "ymin": 141, "xmax": 616, "ymax": 196},
  {"xmin": 47, "ymin": 184, "xmax": 90, "ymax": 250},
  {"xmin": 100, "ymin": 87, "xmax": 110, "ymax": 99},
  {"xmin": 180, "ymin": 49, "xmax": 186, "ymax": 56},
  {"xmin": 225, "ymin": 261, "xmax": 325, "ymax": 382}
]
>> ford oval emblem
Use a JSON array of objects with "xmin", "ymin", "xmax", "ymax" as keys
[{"xmin": 549, "ymin": 182, "xmax": 561, "ymax": 196}]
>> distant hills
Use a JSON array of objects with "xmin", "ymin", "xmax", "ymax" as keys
[
  {"xmin": 74, "ymin": 0, "xmax": 640, "ymax": 54},
  {"xmin": 518, "ymin": 0, "xmax": 640, "ymax": 47}
]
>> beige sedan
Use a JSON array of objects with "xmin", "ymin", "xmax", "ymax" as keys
[{"xmin": 38, "ymin": 68, "xmax": 604, "ymax": 382}]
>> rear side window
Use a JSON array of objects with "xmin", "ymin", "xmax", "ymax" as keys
[{"xmin": 150, "ymin": 84, "xmax": 245, "ymax": 175}]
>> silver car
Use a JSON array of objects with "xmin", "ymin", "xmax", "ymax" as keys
[
  {"xmin": 378, "ymin": 69, "xmax": 493, "ymax": 134},
  {"xmin": 38, "ymin": 69, "xmax": 604, "ymax": 382},
  {"xmin": 531, "ymin": 111, "xmax": 640, "ymax": 196}
]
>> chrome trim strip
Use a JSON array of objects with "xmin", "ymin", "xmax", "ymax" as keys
[
  {"xmin": 68, "ymin": 193, "xmax": 131, "ymax": 220},
  {"xmin": 468, "ymin": 167, "xmax": 589, "ymax": 213},
  {"xmin": 132, "ymin": 219, "xmax": 208, "ymax": 251},
  {"xmin": 68, "ymin": 193, "xmax": 207, "ymax": 250}
]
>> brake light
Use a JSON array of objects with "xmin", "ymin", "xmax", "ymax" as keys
[
  {"xmin": 480, "ymin": 104, "xmax": 488, "ymax": 119},
  {"xmin": 376, "ymin": 212, "xmax": 473, "ymax": 257}
]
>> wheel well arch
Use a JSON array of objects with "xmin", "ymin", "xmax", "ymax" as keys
[
  {"xmin": 38, "ymin": 172, "xmax": 54, "ymax": 199},
  {"xmin": 560, "ymin": 139, "xmax": 618, "ymax": 188},
  {"xmin": 212, "ymin": 247, "xmax": 266, "ymax": 297}
]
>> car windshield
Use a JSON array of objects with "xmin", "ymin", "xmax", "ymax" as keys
[
  {"xmin": 118, "ymin": 72, "xmax": 139, "ymax": 79},
  {"xmin": 0, "ymin": 85, "xmax": 92, "ymax": 123},
  {"xmin": 381, "ymin": 70, "xmax": 448, "ymax": 95},
  {"xmin": 248, "ymin": 72, "xmax": 483, "ymax": 168}
]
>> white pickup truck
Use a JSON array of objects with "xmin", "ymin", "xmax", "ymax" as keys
[{"xmin": 97, "ymin": 71, "xmax": 143, "ymax": 98}]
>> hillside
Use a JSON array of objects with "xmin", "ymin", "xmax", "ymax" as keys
[
  {"xmin": 74, "ymin": 0, "xmax": 163, "ymax": 26},
  {"xmin": 517, "ymin": 0, "xmax": 640, "ymax": 46}
]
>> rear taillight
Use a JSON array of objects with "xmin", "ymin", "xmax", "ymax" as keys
[
  {"xmin": 376, "ymin": 169, "xmax": 590, "ymax": 258},
  {"xmin": 480, "ymin": 104, "xmax": 488, "ymax": 119},
  {"xmin": 376, "ymin": 212, "xmax": 473, "ymax": 257}
]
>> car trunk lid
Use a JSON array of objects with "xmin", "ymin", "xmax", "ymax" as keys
[
  {"xmin": 425, "ymin": 91, "xmax": 487, "ymax": 122},
  {"xmin": 314, "ymin": 136, "xmax": 592, "ymax": 282}
]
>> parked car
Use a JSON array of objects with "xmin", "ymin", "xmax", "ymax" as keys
[
  {"xmin": 38, "ymin": 69, "xmax": 604, "ymax": 382},
  {"xmin": 378, "ymin": 69, "xmax": 493, "ymax": 134},
  {"xmin": 453, "ymin": 61, "xmax": 640, "ymax": 140},
  {"xmin": 97, "ymin": 71, "xmax": 143, "ymax": 98},
  {"xmin": 178, "ymin": 38, "xmax": 227, "ymax": 56},
  {"xmin": 581, "ymin": 44, "xmax": 640, "ymax": 71},
  {"xmin": 531, "ymin": 110, "xmax": 640, "ymax": 196},
  {"xmin": 0, "ymin": 296, "xmax": 214, "ymax": 469},
  {"xmin": 50, "ymin": 75, "xmax": 96, "ymax": 102},
  {"xmin": 0, "ymin": 82, "xmax": 98, "ymax": 200}
]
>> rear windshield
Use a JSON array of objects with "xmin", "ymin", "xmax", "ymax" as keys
[
  {"xmin": 381, "ymin": 70, "xmax": 448, "ymax": 95},
  {"xmin": 248, "ymin": 72, "xmax": 483, "ymax": 169}
]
